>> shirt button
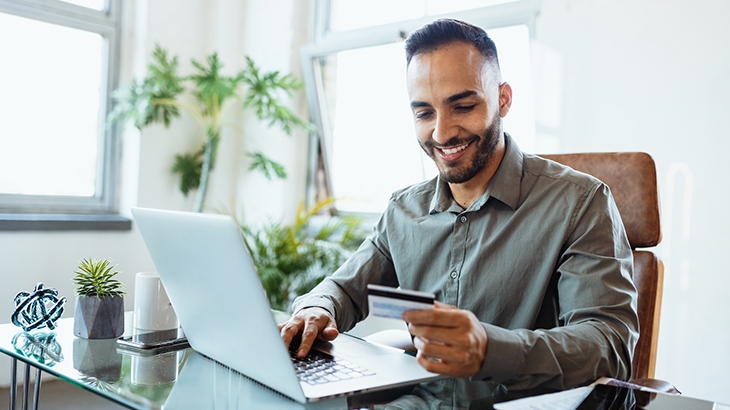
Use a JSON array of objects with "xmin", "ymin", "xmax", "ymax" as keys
[
  {"xmin": 460, "ymin": 216, "xmax": 467, "ymax": 223},
  {"xmin": 450, "ymin": 271, "xmax": 458, "ymax": 279}
]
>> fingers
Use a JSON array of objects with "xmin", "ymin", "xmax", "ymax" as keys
[
  {"xmin": 434, "ymin": 300, "xmax": 455, "ymax": 309},
  {"xmin": 296, "ymin": 315, "xmax": 323, "ymax": 357},
  {"xmin": 320, "ymin": 324, "xmax": 339, "ymax": 341},
  {"xmin": 402, "ymin": 305, "xmax": 488, "ymax": 378},
  {"xmin": 402, "ymin": 302, "xmax": 459, "ymax": 333},
  {"xmin": 279, "ymin": 307, "xmax": 338, "ymax": 358},
  {"xmin": 279, "ymin": 317, "xmax": 303, "ymax": 350}
]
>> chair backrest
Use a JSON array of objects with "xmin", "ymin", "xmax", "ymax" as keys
[{"xmin": 541, "ymin": 152, "xmax": 662, "ymax": 380}]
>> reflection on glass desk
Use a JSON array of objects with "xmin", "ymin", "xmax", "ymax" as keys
[
  {"xmin": 0, "ymin": 314, "xmax": 329, "ymax": 410},
  {"xmin": 4, "ymin": 314, "xmax": 730, "ymax": 410},
  {"xmin": 575, "ymin": 383, "xmax": 730, "ymax": 410}
]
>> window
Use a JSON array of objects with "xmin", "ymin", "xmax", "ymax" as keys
[
  {"xmin": 0, "ymin": 0, "xmax": 126, "ymax": 229},
  {"xmin": 303, "ymin": 0, "xmax": 539, "ymax": 215}
]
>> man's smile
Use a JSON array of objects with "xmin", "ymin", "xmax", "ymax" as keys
[
  {"xmin": 433, "ymin": 140, "xmax": 474, "ymax": 162},
  {"xmin": 440, "ymin": 142, "xmax": 470, "ymax": 155}
]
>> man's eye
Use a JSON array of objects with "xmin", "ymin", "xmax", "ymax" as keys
[
  {"xmin": 415, "ymin": 111, "xmax": 433, "ymax": 120},
  {"xmin": 455, "ymin": 105, "xmax": 476, "ymax": 112}
]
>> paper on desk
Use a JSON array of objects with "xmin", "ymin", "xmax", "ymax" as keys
[{"xmin": 493, "ymin": 386, "xmax": 594, "ymax": 410}]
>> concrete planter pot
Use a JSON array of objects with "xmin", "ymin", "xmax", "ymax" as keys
[
  {"xmin": 72, "ymin": 338, "xmax": 123, "ymax": 382},
  {"xmin": 73, "ymin": 296, "xmax": 125, "ymax": 339}
]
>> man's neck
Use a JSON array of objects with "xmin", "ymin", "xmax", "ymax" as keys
[{"xmin": 448, "ymin": 137, "xmax": 506, "ymax": 209}]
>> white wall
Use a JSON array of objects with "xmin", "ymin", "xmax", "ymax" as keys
[
  {"xmin": 532, "ymin": 0, "xmax": 730, "ymax": 403},
  {"xmin": 0, "ymin": 0, "xmax": 312, "ymax": 386}
]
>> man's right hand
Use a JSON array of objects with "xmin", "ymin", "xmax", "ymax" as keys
[{"xmin": 279, "ymin": 307, "xmax": 339, "ymax": 358}]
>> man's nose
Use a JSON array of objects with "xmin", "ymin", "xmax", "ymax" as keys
[{"xmin": 432, "ymin": 114, "xmax": 457, "ymax": 145}]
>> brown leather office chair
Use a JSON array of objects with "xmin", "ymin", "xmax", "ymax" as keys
[{"xmin": 541, "ymin": 152, "xmax": 663, "ymax": 383}]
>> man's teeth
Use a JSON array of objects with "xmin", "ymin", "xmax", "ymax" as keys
[{"xmin": 441, "ymin": 143, "xmax": 468, "ymax": 155}]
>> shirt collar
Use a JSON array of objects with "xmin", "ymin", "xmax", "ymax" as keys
[{"xmin": 429, "ymin": 133, "xmax": 523, "ymax": 214}]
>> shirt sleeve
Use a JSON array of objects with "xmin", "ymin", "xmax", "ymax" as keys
[
  {"xmin": 291, "ymin": 213, "xmax": 399, "ymax": 332},
  {"xmin": 471, "ymin": 182, "xmax": 639, "ymax": 390}
]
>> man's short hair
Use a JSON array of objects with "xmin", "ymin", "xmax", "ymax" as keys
[{"xmin": 405, "ymin": 18, "xmax": 500, "ymax": 70}]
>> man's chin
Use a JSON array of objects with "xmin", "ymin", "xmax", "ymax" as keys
[{"xmin": 438, "ymin": 167, "xmax": 473, "ymax": 184}]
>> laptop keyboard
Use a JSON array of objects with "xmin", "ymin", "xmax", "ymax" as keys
[{"xmin": 290, "ymin": 347, "xmax": 376, "ymax": 385}]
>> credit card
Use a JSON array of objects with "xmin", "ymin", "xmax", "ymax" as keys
[{"xmin": 367, "ymin": 284, "xmax": 435, "ymax": 319}]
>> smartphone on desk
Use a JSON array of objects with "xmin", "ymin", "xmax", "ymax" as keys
[{"xmin": 117, "ymin": 328, "xmax": 189, "ymax": 354}]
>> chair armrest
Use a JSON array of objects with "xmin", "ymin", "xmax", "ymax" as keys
[
  {"xmin": 628, "ymin": 378, "xmax": 681, "ymax": 395},
  {"xmin": 363, "ymin": 329, "xmax": 416, "ymax": 353}
]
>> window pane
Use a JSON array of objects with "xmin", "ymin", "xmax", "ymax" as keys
[
  {"xmin": 60, "ymin": 0, "xmax": 106, "ymax": 11},
  {"xmin": 319, "ymin": 43, "xmax": 437, "ymax": 213},
  {"xmin": 329, "ymin": 0, "xmax": 522, "ymax": 32},
  {"xmin": 318, "ymin": 25, "xmax": 534, "ymax": 214},
  {"xmin": 488, "ymin": 24, "xmax": 535, "ymax": 153},
  {"xmin": 330, "ymin": 0, "xmax": 426, "ymax": 32},
  {"xmin": 426, "ymin": 0, "xmax": 518, "ymax": 15},
  {"xmin": 0, "ymin": 13, "xmax": 103, "ymax": 197}
]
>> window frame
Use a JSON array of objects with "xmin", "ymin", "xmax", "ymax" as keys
[
  {"xmin": 301, "ymin": 0, "xmax": 540, "ymax": 215},
  {"xmin": 0, "ymin": 0, "xmax": 127, "ymax": 229}
]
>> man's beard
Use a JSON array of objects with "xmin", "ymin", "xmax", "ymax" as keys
[{"xmin": 421, "ymin": 118, "xmax": 501, "ymax": 184}]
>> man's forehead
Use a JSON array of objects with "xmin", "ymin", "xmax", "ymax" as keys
[
  {"xmin": 406, "ymin": 42, "xmax": 490, "ymax": 96},
  {"xmin": 407, "ymin": 41, "xmax": 484, "ymax": 72}
]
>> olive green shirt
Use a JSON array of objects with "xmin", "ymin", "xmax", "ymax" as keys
[{"xmin": 293, "ymin": 134, "xmax": 639, "ymax": 404}]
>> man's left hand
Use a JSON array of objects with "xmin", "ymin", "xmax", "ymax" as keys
[{"xmin": 402, "ymin": 301, "xmax": 488, "ymax": 378}]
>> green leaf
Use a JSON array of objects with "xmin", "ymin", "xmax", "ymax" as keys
[
  {"xmin": 188, "ymin": 52, "xmax": 244, "ymax": 115},
  {"xmin": 73, "ymin": 258, "xmax": 125, "ymax": 298},
  {"xmin": 108, "ymin": 44, "xmax": 184, "ymax": 129},
  {"xmin": 146, "ymin": 45, "xmax": 185, "ymax": 126},
  {"xmin": 240, "ymin": 56, "xmax": 312, "ymax": 135},
  {"xmin": 171, "ymin": 146, "xmax": 205, "ymax": 196},
  {"xmin": 247, "ymin": 152, "xmax": 287, "ymax": 180}
]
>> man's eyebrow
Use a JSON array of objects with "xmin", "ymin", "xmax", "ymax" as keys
[
  {"xmin": 445, "ymin": 90, "xmax": 477, "ymax": 104},
  {"xmin": 410, "ymin": 90, "xmax": 478, "ymax": 109},
  {"xmin": 410, "ymin": 101, "xmax": 431, "ymax": 109}
]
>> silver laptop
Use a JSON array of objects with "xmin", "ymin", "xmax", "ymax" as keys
[{"xmin": 132, "ymin": 207, "xmax": 442, "ymax": 404}]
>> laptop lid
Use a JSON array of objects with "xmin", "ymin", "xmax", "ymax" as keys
[{"xmin": 132, "ymin": 207, "xmax": 307, "ymax": 403}]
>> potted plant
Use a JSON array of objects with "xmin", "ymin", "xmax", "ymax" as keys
[
  {"xmin": 108, "ymin": 45, "xmax": 311, "ymax": 212},
  {"xmin": 73, "ymin": 258, "xmax": 126, "ymax": 339},
  {"xmin": 241, "ymin": 198, "xmax": 364, "ymax": 311}
]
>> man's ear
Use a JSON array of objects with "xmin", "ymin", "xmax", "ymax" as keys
[{"xmin": 498, "ymin": 82, "xmax": 513, "ymax": 117}]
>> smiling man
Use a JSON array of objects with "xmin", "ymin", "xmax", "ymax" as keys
[
  {"xmin": 407, "ymin": 34, "xmax": 509, "ymax": 210},
  {"xmin": 280, "ymin": 19, "xmax": 639, "ymax": 405}
]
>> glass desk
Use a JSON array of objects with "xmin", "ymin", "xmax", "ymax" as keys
[
  {"xmin": 0, "ymin": 313, "xmax": 352, "ymax": 410},
  {"xmin": 4, "ymin": 314, "xmax": 730, "ymax": 410}
]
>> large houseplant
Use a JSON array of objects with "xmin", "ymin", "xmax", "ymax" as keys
[
  {"xmin": 73, "ymin": 258, "xmax": 125, "ymax": 339},
  {"xmin": 109, "ymin": 45, "xmax": 310, "ymax": 212},
  {"xmin": 241, "ymin": 199, "xmax": 364, "ymax": 311}
]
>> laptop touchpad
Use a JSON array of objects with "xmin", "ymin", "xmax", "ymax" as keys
[{"xmin": 325, "ymin": 338, "xmax": 391, "ymax": 359}]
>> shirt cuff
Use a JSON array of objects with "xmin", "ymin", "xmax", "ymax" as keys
[
  {"xmin": 471, "ymin": 323, "xmax": 524, "ymax": 382},
  {"xmin": 291, "ymin": 294, "xmax": 338, "ymax": 322}
]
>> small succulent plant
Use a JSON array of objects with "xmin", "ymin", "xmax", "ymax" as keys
[{"xmin": 73, "ymin": 258, "xmax": 125, "ymax": 298}]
